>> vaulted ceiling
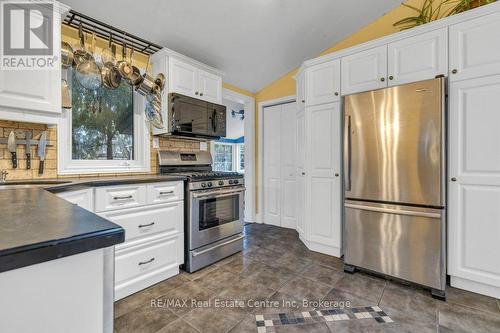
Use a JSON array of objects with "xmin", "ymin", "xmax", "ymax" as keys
[{"xmin": 61, "ymin": 0, "xmax": 402, "ymax": 93}]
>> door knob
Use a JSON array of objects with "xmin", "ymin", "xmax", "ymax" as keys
[
  {"xmin": 334, "ymin": 92, "xmax": 339, "ymax": 96},
  {"xmin": 389, "ymin": 76, "xmax": 394, "ymax": 80},
  {"xmin": 451, "ymin": 177, "xmax": 457, "ymax": 182},
  {"xmin": 335, "ymin": 173, "xmax": 339, "ymax": 177},
  {"xmin": 301, "ymin": 172, "xmax": 305, "ymax": 175},
  {"xmin": 195, "ymin": 91, "xmax": 199, "ymax": 95},
  {"xmin": 302, "ymin": 100, "xmax": 305, "ymax": 103},
  {"xmin": 380, "ymin": 77, "xmax": 386, "ymax": 82},
  {"xmin": 451, "ymin": 69, "xmax": 458, "ymax": 74},
  {"xmin": 200, "ymin": 92, "xmax": 204, "ymax": 96}
]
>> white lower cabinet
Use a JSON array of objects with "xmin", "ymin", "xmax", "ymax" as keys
[
  {"xmin": 55, "ymin": 188, "xmax": 94, "ymax": 211},
  {"xmin": 54, "ymin": 181, "xmax": 185, "ymax": 301},
  {"xmin": 114, "ymin": 234, "xmax": 183, "ymax": 300},
  {"xmin": 449, "ymin": 75, "xmax": 500, "ymax": 298}
]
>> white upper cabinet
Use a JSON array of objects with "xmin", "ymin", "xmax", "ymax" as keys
[
  {"xmin": 296, "ymin": 71, "xmax": 306, "ymax": 106},
  {"xmin": 388, "ymin": 28, "xmax": 448, "ymax": 86},
  {"xmin": 169, "ymin": 57, "xmax": 222, "ymax": 103},
  {"xmin": 198, "ymin": 69, "xmax": 222, "ymax": 103},
  {"xmin": 450, "ymin": 11, "xmax": 500, "ymax": 82},
  {"xmin": 305, "ymin": 60, "xmax": 340, "ymax": 106},
  {"xmin": 169, "ymin": 58, "xmax": 198, "ymax": 97},
  {"xmin": 341, "ymin": 45, "xmax": 387, "ymax": 95},
  {"xmin": 0, "ymin": 5, "xmax": 64, "ymax": 124}
]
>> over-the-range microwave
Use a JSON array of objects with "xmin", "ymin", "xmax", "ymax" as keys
[{"xmin": 166, "ymin": 93, "xmax": 227, "ymax": 139}]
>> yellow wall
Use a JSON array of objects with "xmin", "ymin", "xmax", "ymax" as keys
[{"xmin": 253, "ymin": 0, "xmax": 451, "ymax": 215}]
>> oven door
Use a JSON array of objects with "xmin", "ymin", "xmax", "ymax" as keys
[{"xmin": 189, "ymin": 186, "xmax": 245, "ymax": 250}]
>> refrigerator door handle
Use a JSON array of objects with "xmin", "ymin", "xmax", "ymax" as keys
[
  {"xmin": 345, "ymin": 203, "xmax": 441, "ymax": 219},
  {"xmin": 344, "ymin": 115, "xmax": 352, "ymax": 191}
]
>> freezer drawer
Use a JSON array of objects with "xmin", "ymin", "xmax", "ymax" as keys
[{"xmin": 344, "ymin": 201, "xmax": 445, "ymax": 290}]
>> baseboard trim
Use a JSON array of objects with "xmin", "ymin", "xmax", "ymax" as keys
[
  {"xmin": 451, "ymin": 276, "xmax": 500, "ymax": 299},
  {"xmin": 299, "ymin": 235, "xmax": 341, "ymax": 258}
]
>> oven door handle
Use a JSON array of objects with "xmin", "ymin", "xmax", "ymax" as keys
[
  {"xmin": 192, "ymin": 235, "xmax": 244, "ymax": 257},
  {"xmin": 192, "ymin": 188, "xmax": 245, "ymax": 199}
]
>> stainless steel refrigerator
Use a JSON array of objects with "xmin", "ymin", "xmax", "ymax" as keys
[{"xmin": 343, "ymin": 77, "xmax": 446, "ymax": 299}]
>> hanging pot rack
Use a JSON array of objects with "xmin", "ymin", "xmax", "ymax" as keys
[{"xmin": 63, "ymin": 10, "xmax": 162, "ymax": 56}]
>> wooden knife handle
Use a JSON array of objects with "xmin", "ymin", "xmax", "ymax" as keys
[
  {"xmin": 26, "ymin": 153, "xmax": 31, "ymax": 169},
  {"xmin": 38, "ymin": 160, "xmax": 44, "ymax": 175},
  {"xmin": 11, "ymin": 152, "xmax": 17, "ymax": 169}
]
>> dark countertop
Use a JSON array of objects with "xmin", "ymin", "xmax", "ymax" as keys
[{"xmin": 0, "ymin": 175, "xmax": 186, "ymax": 273}]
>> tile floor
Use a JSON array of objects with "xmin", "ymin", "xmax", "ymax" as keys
[{"xmin": 114, "ymin": 224, "xmax": 500, "ymax": 333}]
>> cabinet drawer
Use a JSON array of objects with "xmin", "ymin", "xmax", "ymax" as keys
[
  {"xmin": 147, "ymin": 181, "xmax": 184, "ymax": 204},
  {"xmin": 95, "ymin": 184, "xmax": 147, "ymax": 212},
  {"xmin": 114, "ymin": 235, "xmax": 183, "ymax": 295},
  {"xmin": 100, "ymin": 202, "xmax": 183, "ymax": 245}
]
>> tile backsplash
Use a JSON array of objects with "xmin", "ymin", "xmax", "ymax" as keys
[
  {"xmin": 0, "ymin": 119, "xmax": 203, "ymax": 180},
  {"xmin": 0, "ymin": 120, "xmax": 57, "ymax": 180}
]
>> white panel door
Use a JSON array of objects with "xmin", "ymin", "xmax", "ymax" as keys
[
  {"xmin": 198, "ymin": 69, "xmax": 222, "ymax": 103},
  {"xmin": 341, "ymin": 45, "xmax": 387, "ymax": 95},
  {"xmin": 296, "ymin": 105, "xmax": 306, "ymax": 236},
  {"xmin": 169, "ymin": 58, "xmax": 198, "ymax": 97},
  {"xmin": 449, "ymin": 11, "xmax": 500, "ymax": 82},
  {"xmin": 280, "ymin": 103, "xmax": 297, "ymax": 229},
  {"xmin": 305, "ymin": 59, "xmax": 340, "ymax": 106},
  {"xmin": 306, "ymin": 102, "xmax": 342, "ymax": 252},
  {"xmin": 449, "ymin": 75, "xmax": 500, "ymax": 292},
  {"xmin": 263, "ymin": 104, "xmax": 282, "ymax": 226},
  {"xmin": 388, "ymin": 28, "xmax": 448, "ymax": 86}
]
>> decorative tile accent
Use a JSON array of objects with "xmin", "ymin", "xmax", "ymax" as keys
[{"xmin": 255, "ymin": 306, "xmax": 393, "ymax": 332}]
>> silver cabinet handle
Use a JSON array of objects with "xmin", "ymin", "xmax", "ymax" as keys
[
  {"xmin": 138, "ymin": 222, "xmax": 155, "ymax": 228},
  {"xmin": 138, "ymin": 258, "xmax": 155, "ymax": 266},
  {"xmin": 192, "ymin": 235, "xmax": 244, "ymax": 257},
  {"xmin": 159, "ymin": 190, "xmax": 174, "ymax": 195},
  {"xmin": 344, "ymin": 115, "xmax": 352, "ymax": 191},
  {"xmin": 113, "ymin": 195, "xmax": 133, "ymax": 200}
]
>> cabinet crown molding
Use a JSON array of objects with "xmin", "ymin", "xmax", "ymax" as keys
[{"xmin": 297, "ymin": 1, "xmax": 500, "ymax": 73}]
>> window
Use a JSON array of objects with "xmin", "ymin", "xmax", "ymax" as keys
[
  {"xmin": 212, "ymin": 142, "xmax": 244, "ymax": 173},
  {"xmin": 58, "ymin": 68, "xmax": 150, "ymax": 174},
  {"xmin": 71, "ymin": 70, "xmax": 134, "ymax": 160}
]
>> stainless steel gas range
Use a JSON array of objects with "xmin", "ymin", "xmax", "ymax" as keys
[{"xmin": 158, "ymin": 150, "xmax": 245, "ymax": 272}]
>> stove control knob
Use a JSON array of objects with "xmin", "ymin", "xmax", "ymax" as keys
[
  {"xmin": 218, "ymin": 180, "xmax": 224, "ymax": 186},
  {"xmin": 207, "ymin": 182, "xmax": 213, "ymax": 187},
  {"xmin": 201, "ymin": 183, "xmax": 207, "ymax": 188},
  {"xmin": 233, "ymin": 179, "xmax": 239, "ymax": 184},
  {"xmin": 228, "ymin": 180, "xmax": 233, "ymax": 184}
]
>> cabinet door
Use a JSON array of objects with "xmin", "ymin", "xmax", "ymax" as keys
[
  {"xmin": 449, "ymin": 75, "xmax": 500, "ymax": 292},
  {"xmin": 169, "ymin": 58, "xmax": 198, "ymax": 97},
  {"xmin": 296, "ymin": 107, "xmax": 306, "ymax": 237},
  {"xmin": 306, "ymin": 103, "xmax": 342, "ymax": 254},
  {"xmin": 305, "ymin": 60, "xmax": 340, "ymax": 106},
  {"xmin": 388, "ymin": 28, "xmax": 447, "ymax": 86},
  {"xmin": 341, "ymin": 45, "xmax": 387, "ymax": 95},
  {"xmin": 198, "ymin": 70, "xmax": 222, "ymax": 103},
  {"xmin": 296, "ymin": 71, "xmax": 305, "ymax": 105},
  {"xmin": 56, "ymin": 189, "xmax": 94, "ymax": 212},
  {"xmin": 450, "ymin": 11, "xmax": 500, "ymax": 81},
  {"xmin": 0, "ymin": 10, "xmax": 61, "ymax": 117}
]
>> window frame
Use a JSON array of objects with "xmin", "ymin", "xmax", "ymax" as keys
[
  {"xmin": 211, "ymin": 141, "xmax": 244, "ymax": 173},
  {"xmin": 57, "ymin": 91, "xmax": 151, "ymax": 175}
]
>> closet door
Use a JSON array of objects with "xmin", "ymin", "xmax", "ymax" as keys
[{"xmin": 281, "ymin": 103, "xmax": 297, "ymax": 229}]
